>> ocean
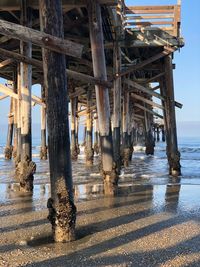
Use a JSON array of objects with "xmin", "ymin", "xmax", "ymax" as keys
[
  {"xmin": 0, "ymin": 123, "xmax": 200, "ymax": 203},
  {"xmin": 1, "ymin": 125, "xmax": 200, "ymax": 266}
]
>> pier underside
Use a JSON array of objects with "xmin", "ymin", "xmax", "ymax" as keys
[{"xmin": 0, "ymin": 0, "xmax": 184, "ymax": 242}]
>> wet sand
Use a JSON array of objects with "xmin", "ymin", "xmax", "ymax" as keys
[
  {"xmin": 1, "ymin": 182, "xmax": 200, "ymax": 267},
  {"xmin": 1, "ymin": 152, "xmax": 200, "ymax": 266}
]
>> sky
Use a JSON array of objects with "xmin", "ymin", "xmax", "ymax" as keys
[
  {"xmin": 0, "ymin": 0, "xmax": 199, "ymax": 137},
  {"xmin": 125, "ymin": 0, "xmax": 200, "ymax": 123}
]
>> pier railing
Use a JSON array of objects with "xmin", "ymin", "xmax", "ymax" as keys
[{"xmin": 124, "ymin": 4, "xmax": 181, "ymax": 37}]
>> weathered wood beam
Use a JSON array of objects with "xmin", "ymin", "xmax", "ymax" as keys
[
  {"xmin": 0, "ymin": 19, "xmax": 83, "ymax": 58},
  {"xmin": 125, "ymin": 79, "xmax": 164, "ymax": 100},
  {"xmin": 32, "ymin": 94, "xmax": 45, "ymax": 107},
  {"xmin": 0, "ymin": 84, "xmax": 18, "ymax": 99},
  {"xmin": 69, "ymin": 88, "xmax": 85, "ymax": 99},
  {"xmin": 163, "ymin": 54, "xmax": 180, "ymax": 175},
  {"xmin": 0, "ymin": 83, "xmax": 44, "ymax": 106},
  {"xmin": 40, "ymin": 85, "xmax": 47, "ymax": 160},
  {"xmin": 143, "ymin": 72, "xmax": 165, "ymax": 84},
  {"xmin": 152, "ymin": 85, "xmax": 160, "ymax": 91},
  {"xmin": 113, "ymin": 37, "xmax": 121, "ymax": 173},
  {"xmin": 134, "ymin": 116, "xmax": 142, "ymax": 121},
  {"xmin": 0, "ymin": 58, "xmax": 14, "ymax": 69},
  {"xmin": 4, "ymin": 98, "xmax": 14, "ymax": 159},
  {"xmin": 0, "ymin": 48, "xmax": 112, "ymax": 88},
  {"xmin": 0, "ymin": 0, "xmax": 118, "ymax": 10},
  {"xmin": 130, "ymin": 81, "xmax": 183, "ymax": 109},
  {"xmin": 88, "ymin": 0, "xmax": 117, "ymax": 195},
  {"xmin": 70, "ymin": 89, "xmax": 78, "ymax": 161},
  {"xmin": 134, "ymin": 103, "xmax": 163, "ymax": 119},
  {"xmin": 118, "ymin": 47, "xmax": 175, "ymax": 77},
  {"xmin": 77, "ymin": 105, "xmax": 96, "ymax": 116},
  {"xmin": 134, "ymin": 114, "xmax": 144, "ymax": 119},
  {"xmin": 0, "ymin": 94, "xmax": 9, "ymax": 100},
  {"xmin": 40, "ymin": 0, "xmax": 76, "ymax": 242},
  {"xmin": 85, "ymin": 88, "xmax": 94, "ymax": 165},
  {"xmin": 175, "ymin": 101, "xmax": 182, "ymax": 109},
  {"xmin": 19, "ymin": 1, "xmax": 33, "ymax": 181},
  {"xmin": 122, "ymin": 89, "xmax": 131, "ymax": 167},
  {"xmin": 131, "ymin": 93, "xmax": 164, "ymax": 110},
  {"xmin": 127, "ymin": 5, "xmax": 176, "ymax": 11}
]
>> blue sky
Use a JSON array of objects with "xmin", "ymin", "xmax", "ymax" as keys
[
  {"xmin": 0, "ymin": 0, "xmax": 199, "ymax": 137},
  {"xmin": 125, "ymin": 0, "xmax": 200, "ymax": 123}
]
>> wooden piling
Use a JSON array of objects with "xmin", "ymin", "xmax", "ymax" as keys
[
  {"xmin": 161, "ymin": 125, "xmax": 166, "ymax": 142},
  {"xmin": 15, "ymin": 2, "xmax": 36, "ymax": 192},
  {"xmin": 16, "ymin": 64, "xmax": 21, "ymax": 162},
  {"xmin": 141, "ymin": 92, "xmax": 155, "ymax": 156},
  {"xmin": 144, "ymin": 108, "xmax": 155, "ymax": 155},
  {"xmin": 40, "ymin": 0, "xmax": 76, "ymax": 242},
  {"xmin": 40, "ymin": 85, "xmax": 47, "ymax": 160},
  {"xmin": 70, "ymin": 94, "xmax": 78, "ymax": 161},
  {"xmin": 12, "ymin": 71, "xmax": 18, "ymax": 160},
  {"xmin": 82, "ymin": 124, "xmax": 86, "ymax": 146},
  {"xmin": 93, "ymin": 114, "xmax": 99, "ymax": 155},
  {"xmin": 113, "ymin": 39, "xmax": 121, "ymax": 173},
  {"xmin": 156, "ymin": 126, "xmax": 160, "ymax": 142},
  {"xmin": 128, "ymin": 102, "xmax": 135, "ymax": 161},
  {"xmin": 4, "ymin": 97, "xmax": 14, "ymax": 160},
  {"xmin": 163, "ymin": 55, "xmax": 181, "ymax": 176},
  {"xmin": 75, "ymin": 104, "xmax": 80, "ymax": 155},
  {"xmin": 88, "ymin": 0, "xmax": 118, "ymax": 195},
  {"xmin": 85, "ymin": 89, "xmax": 94, "ymax": 166},
  {"xmin": 122, "ymin": 88, "xmax": 130, "ymax": 167}
]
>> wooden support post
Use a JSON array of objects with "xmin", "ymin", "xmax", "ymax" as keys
[
  {"xmin": 160, "ymin": 79, "xmax": 171, "ymax": 161},
  {"xmin": 40, "ymin": 85, "xmax": 47, "ymax": 160},
  {"xmin": 161, "ymin": 125, "xmax": 166, "ymax": 142},
  {"xmin": 163, "ymin": 55, "xmax": 181, "ymax": 176},
  {"xmin": 88, "ymin": 0, "xmax": 118, "ymax": 195},
  {"xmin": 93, "ymin": 113, "xmax": 99, "ymax": 155},
  {"xmin": 113, "ymin": 38, "xmax": 121, "ymax": 173},
  {"xmin": 16, "ymin": 64, "xmax": 22, "ymax": 163},
  {"xmin": 12, "ymin": 71, "xmax": 18, "ymax": 160},
  {"xmin": 82, "ymin": 124, "xmax": 86, "ymax": 146},
  {"xmin": 144, "ymin": 101, "xmax": 155, "ymax": 155},
  {"xmin": 15, "ymin": 2, "xmax": 36, "ymax": 192},
  {"xmin": 75, "ymin": 104, "xmax": 80, "ymax": 155},
  {"xmin": 128, "ymin": 101, "xmax": 134, "ymax": 160},
  {"xmin": 85, "ymin": 89, "xmax": 94, "ymax": 166},
  {"xmin": 4, "ymin": 96, "xmax": 14, "ymax": 160},
  {"xmin": 70, "ymin": 94, "xmax": 78, "ymax": 161},
  {"xmin": 122, "ymin": 88, "xmax": 130, "ymax": 167},
  {"xmin": 156, "ymin": 126, "xmax": 160, "ymax": 142},
  {"xmin": 40, "ymin": 0, "xmax": 76, "ymax": 242}
]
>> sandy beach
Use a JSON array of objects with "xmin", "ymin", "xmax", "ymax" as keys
[{"xmin": 1, "ymin": 178, "xmax": 200, "ymax": 267}]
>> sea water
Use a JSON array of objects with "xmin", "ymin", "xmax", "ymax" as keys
[{"xmin": 0, "ymin": 124, "xmax": 200, "ymax": 203}]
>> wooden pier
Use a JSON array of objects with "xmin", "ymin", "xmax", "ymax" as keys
[{"xmin": 0, "ymin": 0, "xmax": 184, "ymax": 242}]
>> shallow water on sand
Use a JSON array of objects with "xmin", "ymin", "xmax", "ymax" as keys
[
  {"xmin": 0, "ymin": 137, "xmax": 200, "ymax": 202},
  {"xmin": 0, "ymin": 137, "xmax": 200, "ymax": 266}
]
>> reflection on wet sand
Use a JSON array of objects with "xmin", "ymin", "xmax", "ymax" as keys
[
  {"xmin": 165, "ymin": 183, "xmax": 181, "ymax": 212},
  {"xmin": 1, "ymin": 147, "xmax": 200, "ymax": 266}
]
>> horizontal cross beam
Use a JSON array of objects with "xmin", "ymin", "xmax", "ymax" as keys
[
  {"xmin": 131, "ymin": 93, "xmax": 164, "ymax": 110},
  {"xmin": 125, "ymin": 79, "xmax": 164, "ymax": 100},
  {"xmin": 117, "ymin": 47, "xmax": 175, "ymax": 78},
  {"xmin": 0, "ymin": 83, "xmax": 44, "ymax": 106},
  {"xmin": 0, "ymin": 48, "xmax": 112, "ymax": 88},
  {"xmin": 134, "ymin": 103, "xmax": 163, "ymax": 119},
  {"xmin": 0, "ymin": 19, "xmax": 83, "ymax": 58}
]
